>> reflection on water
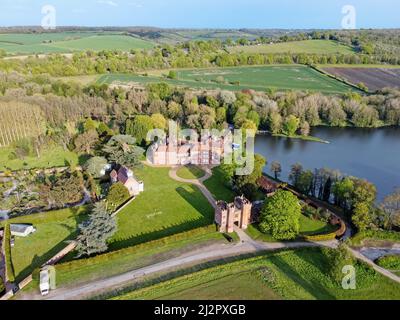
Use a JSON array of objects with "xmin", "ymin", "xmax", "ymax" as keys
[{"xmin": 255, "ymin": 126, "xmax": 400, "ymax": 200}]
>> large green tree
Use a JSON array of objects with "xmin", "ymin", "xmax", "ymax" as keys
[
  {"xmin": 84, "ymin": 156, "xmax": 108, "ymax": 179},
  {"xmin": 102, "ymin": 135, "xmax": 144, "ymax": 168},
  {"xmin": 259, "ymin": 190, "xmax": 301, "ymax": 240},
  {"xmin": 76, "ymin": 202, "xmax": 117, "ymax": 257},
  {"xmin": 283, "ymin": 115, "xmax": 300, "ymax": 136},
  {"xmin": 125, "ymin": 115, "xmax": 154, "ymax": 146}
]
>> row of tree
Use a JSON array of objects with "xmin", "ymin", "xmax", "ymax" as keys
[{"xmin": 272, "ymin": 162, "xmax": 400, "ymax": 232}]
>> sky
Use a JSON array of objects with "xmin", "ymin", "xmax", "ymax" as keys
[{"xmin": 0, "ymin": 0, "xmax": 399, "ymax": 29}]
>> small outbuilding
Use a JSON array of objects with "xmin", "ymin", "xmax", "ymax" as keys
[{"xmin": 10, "ymin": 224, "xmax": 36, "ymax": 237}]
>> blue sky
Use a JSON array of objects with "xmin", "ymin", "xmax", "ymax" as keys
[{"xmin": 0, "ymin": 0, "xmax": 399, "ymax": 28}]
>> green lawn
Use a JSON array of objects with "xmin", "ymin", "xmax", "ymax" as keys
[
  {"xmin": 203, "ymin": 166, "xmax": 235, "ymax": 202},
  {"xmin": 150, "ymin": 272, "xmax": 281, "ymax": 300},
  {"xmin": 245, "ymin": 224, "xmax": 278, "ymax": 242},
  {"xmin": 176, "ymin": 165, "xmax": 205, "ymax": 180},
  {"xmin": 0, "ymin": 146, "xmax": 79, "ymax": 171},
  {"xmin": 3, "ymin": 207, "xmax": 87, "ymax": 282},
  {"xmin": 97, "ymin": 65, "xmax": 357, "ymax": 94},
  {"xmin": 0, "ymin": 32, "xmax": 154, "ymax": 55},
  {"xmin": 14, "ymin": 226, "xmax": 225, "ymax": 292},
  {"xmin": 246, "ymin": 215, "xmax": 336, "ymax": 243},
  {"xmin": 111, "ymin": 248, "xmax": 400, "ymax": 300},
  {"xmin": 108, "ymin": 165, "xmax": 215, "ymax": 250},
  {"xmin": 299, "ymin": 215, "xmax": 336, "ymax": 236},
  {"xmin": 229, "ymin": 40, "xmax": 355, "ymax": 55}
]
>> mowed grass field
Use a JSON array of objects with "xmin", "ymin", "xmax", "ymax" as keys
[
  {"xmin": 0, "ymin": 32, "xmax": 155, "ymax": 55},
  {"xmin": 97, "ymin": 65, "xmax": 356, "ymax": 94},
  {"xmin": 112, "ymin": 248, "xmax": 400, "ymax": 300},
  {"xmin": 108, "ymin": 165, "xmax": 215, "ymax": 250},
  {"xmin": 1, "ymin": 207, "xmax": 88, "ymax": 282},
  {"xmin": 228, "ymin": 40, "xmax": 355, "ymax": 55}
]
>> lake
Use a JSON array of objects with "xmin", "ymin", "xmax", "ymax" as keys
[{"xmin": 255, "ymin": 127, "xmax": 400, "ymax": 201}]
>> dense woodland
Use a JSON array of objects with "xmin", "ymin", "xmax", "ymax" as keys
[{"xmin": 0, "ymin": 74, "xmax": 399, "ymax": 151}]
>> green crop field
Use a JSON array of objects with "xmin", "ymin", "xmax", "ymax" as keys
[
  {"xmin": 0, "ymin": 32, "xmax": 155, "ymax": 55},
  {"xmin": 229, "ymin": 40, "xmax": 355, "ymax": 55},
  {"xmin": 111, "ymin": 248, "xmax": 400, "ymax": 300},
  {"xmin": 97, "ymin": 65, "xmax": 356, "ymax": 94}
]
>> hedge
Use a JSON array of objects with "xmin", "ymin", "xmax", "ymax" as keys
[
  {"xmin": 56, "ymin": 224, "xmax": 217, "ymax": 271},
  {"xmin": 303, "ymin": 232, "xmax": 337, "ymax": 242},
  {"xmin": 4, "ymin": 224, "xmax": 15, "ymax": 283}
]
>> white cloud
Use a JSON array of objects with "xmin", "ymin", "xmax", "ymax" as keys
[
  {"xmin": 128, "ymin": 2, "xmax": 143, "ymax": 8},
  {"xmin": 97, "ymin": 0, "xmax": 118, "ymax": 7}
]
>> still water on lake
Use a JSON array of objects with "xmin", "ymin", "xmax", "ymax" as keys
[{"xmin": 255, "ymin": 127, "xmax": 400, "ymax": 201}]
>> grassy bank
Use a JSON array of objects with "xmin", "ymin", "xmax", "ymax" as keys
[{"xmin": 110, "ymin": 248, "xmax": 400, "ymax": 300}]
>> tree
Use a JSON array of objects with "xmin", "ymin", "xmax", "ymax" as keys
[
  {"xmin": 268, "ymin": 112, "xmax": 282, "ymax": 134},
  {"xmin": 47, "ymin": 171, "xmax": 84, "ymax": 208},
  {"xmin": 283, "ymin": 115, "xmax": 300, "ymax": 136},
  {"xmin": 323, "ymin": 244, "xmax": 355, "ymax": 283},
  {"xmin": 270, "ymin": 161, "xmax": 282, "ymax": 180},
  {"xmin": 289, "ymin": 163, "xmax": 303, "ymax": 187},
  {"xmin": 259, "ymin": 190, "xmax": 301, "ymax": 240},
  {"xmin": 107, "ymin": 182, "xmax": 131, "ymax": 211},
  {"xmin": 102, "ymin": 135, "xmax": 144, "ymax": 168},
  {"xmin": 167, "ymin": 70, "xmax": 177, "ymax": 79},
  {"xmin": 235, "ymin": 154, "xmax": 266, "ymax": 191},
  {"xmin": 381, "ymin": 188, "xmax": 400, "ymax": 229},
  {"xmin": 125, "ymin": 115, "xmax": 154, "ymax": 146},
  {"xmin": 151, "ymin": 113, "xmax": 167, "ymax": 130},
  {"xmin": 332, "ymin": 177, "xmax": 354, "ymax": 211},
  {"xmin": 219, "ymin": 90, "xmax": 236, "ymax": 105},
  {"xmin": 76, "ymin": 202, "xmax": 117, "ymax": 257},
  {"xmin": 74, "ymin": 130, "xmax": 99, "ymax": 155},
  {"xmin": 299, "ymin": 121, "xmax": 310, "ymax": 136},
  {"xmin": 84, "ymin": 156, "xmax": 108, "ymax": 179},
  {"xmin": 83, "ymin": 118, "xmax": 97, "ymax": 132},
  {"xmin": 353, "ymin": 202, "xmax": 373, "ymax": 231},
  {"xmin": 296, "ymin": 170, "xmax": 314, "ymax": 195}
]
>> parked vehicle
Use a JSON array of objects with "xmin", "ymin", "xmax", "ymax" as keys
[{"xmin": 39, "ymin": 268, "xmax": 50, "ymax": 296}]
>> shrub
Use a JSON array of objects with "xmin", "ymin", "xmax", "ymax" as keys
[
  {"xmin": 106, "ymin": 182, "xmax": 131, "ymax": 211},
  {"xmin": 167, "ymin": 70, "xmax": 177, "ymax": 79},
  {"xmin": 4, "ymin": 224, "xmax": 15, "ymax": 283},
  {"xmin": 56, "ymin": 225, "xmax": 216, "ymax": 272},
  {"xmin": 323, "ymin": 244, "xmax": 355, "ymax": 283},
  {"xmin": 304, "ymin": 232, "xmax": 337, "ymax": 241},
  {"xmin": 376, "ymin": 255, "xmax": 400, "ymax": 270}
]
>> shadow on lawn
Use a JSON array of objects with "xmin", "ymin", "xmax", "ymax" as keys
[
  {"xmin": 108, "ymin": 186, "xmax": 214, "ymax": 251},
  {"xmin": 14, "ymin": 207, "xmax": 87, "ymax": 283},
  {"xmin": 268, "ymin": 249, "xmax": 336, "ymax": 300}
]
